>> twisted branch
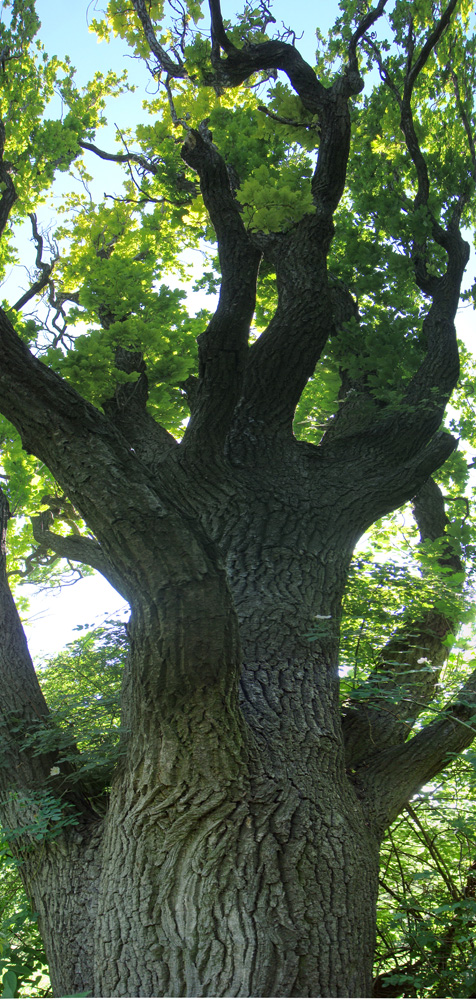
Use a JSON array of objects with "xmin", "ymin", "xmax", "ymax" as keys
[
  {"xmin": 130, "ymin": 0, "xmax": 186, "ymax": 78},
  {"xmin": 12, "ymin": 214, "xmax": 58, "ymax": 313},
  {"xmin": 30, "ymin": 508, "xmax": 128, "ymax": 599}
]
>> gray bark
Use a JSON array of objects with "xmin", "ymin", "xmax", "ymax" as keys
[
  {"xmin": 0, "ymin": 1, "xmax": 474, "ymax": 995},
  {"xmin": 0, "ymin": 463, "xmax": 470, "ymax": 998}
]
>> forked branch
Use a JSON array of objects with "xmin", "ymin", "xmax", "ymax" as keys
[
  {"xmin": 130, "ymin": 0, "xmax": 186, "ymax": 77},
  {"xmin": 361, "ymin": 666, "xmax": 476, "ymax": 831}
]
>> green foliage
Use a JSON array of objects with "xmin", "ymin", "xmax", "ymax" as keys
[
  {"xmin": 0, "ymin": 620, "xmax": 127, "ymax": 995},
  {"xmin": 305, "ymin": 491, "xmax": 474, "ymax": 706},
  {"xmin": 39, "ymin": 198, "xmax": 200, "ymax": 427},
  {"xmin": 0, "ymin": 1, "xmax": 130, "ymax": 285},
  {"xmin": 0, "ymin": 836, "xmax": 48, "ymax": 998},
  {"xmin": 376, "ymin": 765, "xmax": 476, "ymax": 998},
  {"xmin": 90, "ymin": 1, "xmax": 168, "ymax": 57},
  {"xmin": 1, "ymin": 0, "xmax": 473, "ymax": 454},
  {"xmin": 0, "ymin": 0, "xmax": 475, "ymax": 992},
  {"xmin": 345, "ymin": 502, "xmax": 476, "ymax": 998},
  {"xmin": 21, "ymin": 622, "xmax": 126, "ymax": 796},
  {"xmin": 1, "ymin": 791, "xmax": 79, "ymax": 847},
  {"xmin": 236, "ymin": 158, "xmax": 314, "ymax": 232}
]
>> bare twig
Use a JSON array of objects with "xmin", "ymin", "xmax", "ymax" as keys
[
  {"xmin": 130, "ymin": 0, "xmax": 186, "ymax": 77},
  {"xmin": 257, "ymin": 104, "xmax": 319, "ymax": 131},
  {"xmin": 79, "ymin": 139, "xmax": 162, "ymax": 176},
  {"xmin": 12, "ymin": 214, "xmax": 58, "ymax": 313}
]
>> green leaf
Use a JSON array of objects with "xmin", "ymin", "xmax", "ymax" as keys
[{"xmin": 1, "ymin": 970, "xmax": 17, "ymax": 999}]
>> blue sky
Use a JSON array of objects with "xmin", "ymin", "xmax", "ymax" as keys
[
  {"xmin": 16, "ymin": 0, "xmax": 476, "ymax": 658},
  {"xmin": 22, "ymin": 0, "xmax": 342, "ymax": 659},
  {"xmin": 34, "ymin": 0, "xmax": 334, "ymax": 73}
]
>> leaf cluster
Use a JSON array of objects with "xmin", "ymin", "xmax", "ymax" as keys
[
  {"xmin": 376, "ymin": 764, "xmax": 476, "ymax": 997},
  {"xmin": 20, "ymin": 622, "xmax": 127, "ymax": 796}
]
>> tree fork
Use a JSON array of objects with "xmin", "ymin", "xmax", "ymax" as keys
[{"xmin": 0, "ymin": 0, "xmax": 474, "ymax": 995}]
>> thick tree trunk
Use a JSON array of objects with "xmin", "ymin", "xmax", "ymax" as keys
[
  {"xmin": 7, "ymin": 460, "xmax": 472, "ymax": 998},
  {"xmin": 3, "ymin": 447, "xmax": 474, "ymax": 998},
  {"xmin": 11, "ymin": 504, "xmax": 381, "ymax": 999},
  {"xmin": 23, "ymin": 681, "xmax": 380, "ymax": 998},
  {"xmin": 92, "ymin": 752, "xmax": 379, "ymax": 998},
  {"xmin": 22, "ymin": 761, "xmax": 379, "ymax": 998},
  {"xmin": 0, "ymin": 1, "xmax": 474, "ymax": 992}
]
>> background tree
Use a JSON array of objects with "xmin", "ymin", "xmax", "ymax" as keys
[{"xmin": 0, "ymin": 0, "xmax": 476, "ymax": 996}]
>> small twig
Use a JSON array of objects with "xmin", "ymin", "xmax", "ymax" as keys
[
  {"xmin": 405, "ymin": 801, "xmax": 460, "ymax": 899},
  {"xmin": 257, "ymin": 104, "xmax": 319, "ymax": 130},
  {"xmin": 11, "ymin": 214, "xmax": 58, "ymax": 312},
  {"xmin": 130, "ymin": 0, "xmax": 186, "ymax": 77}
]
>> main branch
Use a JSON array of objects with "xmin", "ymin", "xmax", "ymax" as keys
[
  {"xmin": 360, "ymin": 667, "xmax": 476, "ymax": 831},
  {"xmin": 0, "ymin": 488, "xmax": 94, "ymax": 831},
  {"xmin": 181, "ymin": 125, "xmax": 261, "ymax": 452}
]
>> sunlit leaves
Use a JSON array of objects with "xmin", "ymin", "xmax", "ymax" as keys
[
  {"xmin": 90, "ymin": 1, "xmax": 166, "ymax": 57},
  {"xmin": 0, "ymin": 2, "xmax": 132, "ymax": 287},
  {"xmin": 25, "ymin": 621, "xmax": 126, "ymax": 792},
  {"xmin": 90, "ymin": 0, "xmax": 203, "ymax": 61},
  {"xmin": 40, "ymin": 198, "xmax": 199, "ymax": 428},
  {"xmin": 237, "ymin": 159, "xmax": 314, "ymax": 231},
  {"xmin": 0, "ymin": 0, "xmax": 474, "ymax": 599}
]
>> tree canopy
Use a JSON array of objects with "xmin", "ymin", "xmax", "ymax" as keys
[{"xmin": 1, "ymin": 0, "xmax": 476, "ymax": 996}]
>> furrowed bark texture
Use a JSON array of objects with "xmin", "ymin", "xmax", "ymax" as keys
[
  {"xmin": 0, "ymin": 1, "xmax": 474, "ymax": 996},
  {"xmin": 0, "ymin": 427, "xmax": 468, "ymax": 997}
]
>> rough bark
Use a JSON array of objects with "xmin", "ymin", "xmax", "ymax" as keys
[
  {"xmin": 0, "ymin": 0, "xmax": 474, "ymax": 996},
  {"xmin": 0, "ymin": 444, "xmax": 471, "ymax": 997}
]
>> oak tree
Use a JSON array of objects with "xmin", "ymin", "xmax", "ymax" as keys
[{"xmin": 1, "ymin": 0, "xmax": 476, "ymax": 996}]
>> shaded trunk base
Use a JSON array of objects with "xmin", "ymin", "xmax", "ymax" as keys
[
  {"xmin": 23, "ymin": 762, "xmax": 379, "ymax": 998},
  {"xmin": 32, "ymin": 765, "xmax": 378, "ymax": 997}
]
